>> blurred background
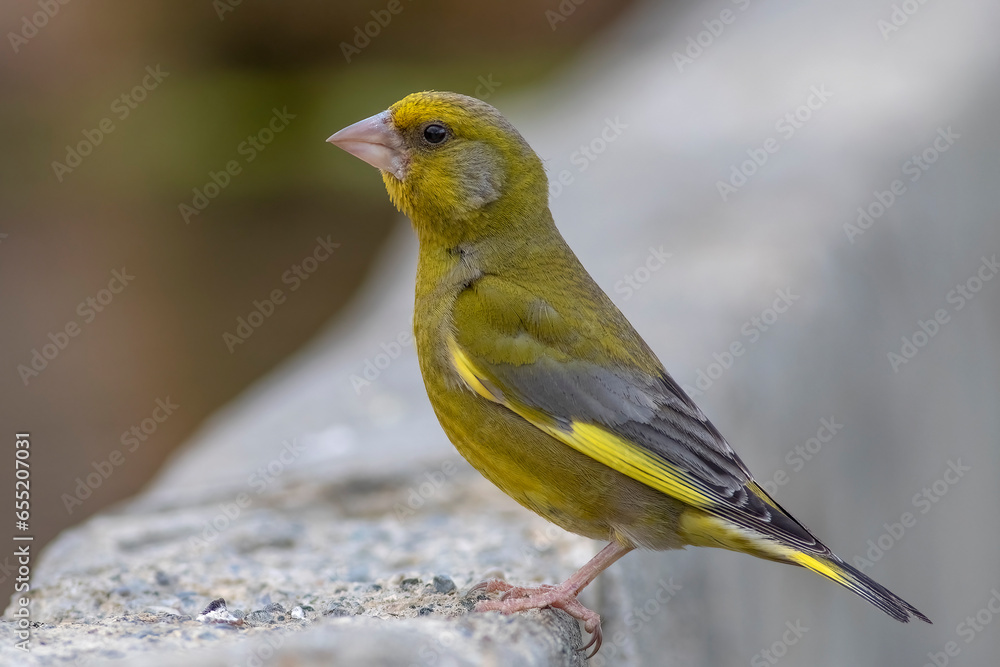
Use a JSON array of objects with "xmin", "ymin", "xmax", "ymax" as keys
[
  {"xmin": 3, "ymin": 0, "xmax": 1000, "ymax": 665},
  {"xmin": 0, "ymin": 0, "xmax": 633, "ymax": 603}
]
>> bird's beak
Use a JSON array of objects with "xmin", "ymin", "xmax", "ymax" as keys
[{"xmin": 327, "ymin": 110, "xmax": 407, "ymax": 180}]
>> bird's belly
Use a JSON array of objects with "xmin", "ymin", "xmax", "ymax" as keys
[{"xmin": 427, "ymin": 383, "xmax": 688, "ymax": 549}]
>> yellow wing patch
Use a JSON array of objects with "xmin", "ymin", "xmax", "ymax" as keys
[
  {"xmin": 790, "ymin": 552, "xmax": 850, "ymax": 585},
  {"xmin": 448, "ymin": 337, "xmax": 503, "ymax": 402},
  {"xmin": 561, "ymin": 422, "xmax": 714, "ymax": 508},
  {"xmin": 448, "ymin": 336, "xmax": 714, "ymax": 510}
]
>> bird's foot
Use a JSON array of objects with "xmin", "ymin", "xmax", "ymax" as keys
[
  {"xmin": 469, "ymin": 578, "xmax": 558, "ymax": 600},
  {"xmin": 471, "ymin": 578, "xmax": 603, "ymax": 657}
]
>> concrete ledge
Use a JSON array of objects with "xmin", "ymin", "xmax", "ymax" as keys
[{"xmin": 3, "ymin": 470, "xmax": 592, "ymax": 666}]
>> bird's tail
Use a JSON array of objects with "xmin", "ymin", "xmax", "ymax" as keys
[
  {"xmin": 679, "ymin": 497, "xmax": 931, "ymax": 624},
  {"xmin": 788, "ymin": 550, "xmax": 931, "ymax": 623}
]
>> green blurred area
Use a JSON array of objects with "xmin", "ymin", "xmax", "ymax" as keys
[{"xmin": 9, "ymin": 56, "xmax": 565, "ymax": 200}]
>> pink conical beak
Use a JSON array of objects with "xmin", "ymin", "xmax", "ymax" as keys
[{"xmin": 327, "ymin": 110, "xmax": 408, "ymax": 180}]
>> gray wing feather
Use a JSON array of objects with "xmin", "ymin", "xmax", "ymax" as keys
[
  {"xmin": 486, "ymin": 355, "xmax": 751, "ymax": 493},
  {"xmin": 485, "ymin": 355, "xmax": 825, "ymax": 546}
]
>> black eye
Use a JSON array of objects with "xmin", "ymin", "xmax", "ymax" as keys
[{"xmin": 423, "ymin": 124, "xmax": 448, "ymax": 144}]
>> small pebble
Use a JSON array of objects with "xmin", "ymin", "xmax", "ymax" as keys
[
  {"xmin": 263, "ymin": 602, "xmax": 286, "ymax": 620},
  {"xmin": 432, "ymin": 575, "xmax": 457, "ymax": 595},
  {"xmin": 325, "ymin": 601, "xmax": 364, "ymax": 617},
  {"xmin": 243, "ymin": 610, "xmax": 274, "ymax": 625},
  {"xmin": 145, "ymin": 606, "xmax": 184, "ymax": 618},
  {"xmin": 198, "ymin": 598, "xmax": 243, "ymax": 626}
]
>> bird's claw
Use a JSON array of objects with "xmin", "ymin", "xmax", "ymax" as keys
[
  {"xmin": 578, "ymin": 620, "xmax": 603, "ymax": 657},
  {"xmin": 472, "ymin": 578, "xmax": 603, "ymax": 658}
]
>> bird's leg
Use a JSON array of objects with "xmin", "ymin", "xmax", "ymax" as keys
[{"xmin": 471, "ymin": 541, "xmax": 633, "ymax": 657}]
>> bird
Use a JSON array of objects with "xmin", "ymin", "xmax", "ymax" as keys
[{"xmin": 327, "ymin": 91, "xmax": 930, "ymax": 656}]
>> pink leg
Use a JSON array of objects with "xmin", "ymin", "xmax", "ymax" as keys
[{"xmin": 471, "ymin": 542, "xmax": 633, "ymax": 658}]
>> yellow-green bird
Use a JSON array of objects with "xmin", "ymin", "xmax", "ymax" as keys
[{"xmin": 328, "ymin": 91, "xmax": 930, "ymax": 655}]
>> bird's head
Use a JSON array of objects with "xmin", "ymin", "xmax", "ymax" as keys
[{"xmin": 328, "ymin": 91, "xmax": 548, "ymax": 240}]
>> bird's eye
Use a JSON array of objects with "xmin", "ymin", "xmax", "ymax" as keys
[{"xmin": 423, "ymin": 124, "xmax": 448, "ymax": 144}]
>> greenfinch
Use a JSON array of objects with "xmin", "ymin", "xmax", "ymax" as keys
[{"xmin": 328, "ymin": 91, "xmax": 930, "ymax": 655}]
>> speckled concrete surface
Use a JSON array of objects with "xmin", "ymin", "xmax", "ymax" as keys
[{"xmin": 2, "ymin": 469, "xmax": 593, "ymax": 666}]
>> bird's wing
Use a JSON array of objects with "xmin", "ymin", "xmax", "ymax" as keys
[{"xmin": 448, "ymin": 275, "xmax": 825, "ymax": 553}]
